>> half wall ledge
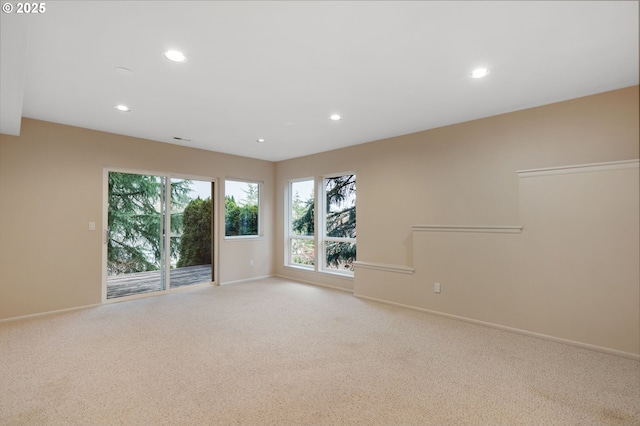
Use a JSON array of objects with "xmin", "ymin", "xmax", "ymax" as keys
[
  {"xmin": 411, "ymin": 225, "xmax": 523, "ymax": 234},
  {"xmin": 516, "ymin": 159, "xmax": 639, "ymax": 178},
  {"xmin": 352, "ymin": 261, "xmax": 415, "ymax": 275}
]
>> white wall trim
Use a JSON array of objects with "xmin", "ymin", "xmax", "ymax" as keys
[
  {"xmin": 517, "ymin": 159, "xmax": 639, "ymax": 178},
  {"xmin": 353, "ymin": 261, "xmax": 415, "ymax": 275},
  {"xmin": 353, "ymin": 294, "xmax": 640, "ymax": 361},
  {"xmin": 282, "ymin": 265, "xmax": 355, "ymax": 281},
  {"xmin": 275, "ymin": 274, "xmax": 353, "ymax": 293},
  {"xmin": 412, "ymin": 225, "xmax": 523, "ymax": 234},
  {"xmin": 220, "ymin": 274, "xmax": 275, "ymax": 286},
  {"xmin": 283, "ymin": 264, "xmax": 315, "ymax": 273},
  {"xmin": 317, "ymin": 270, "xmax": 355, "ymax": 280},
  {"xmin": 0, "ymin": 303, "xmax": 103, "ymax": 323}
]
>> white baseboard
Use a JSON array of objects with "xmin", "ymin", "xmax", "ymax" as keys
[
  {"xmin": 274, "ymin": 274, "xmax": 353, "ymax": 293},
  {"xmin": 354, "ymin": 293, "xmax": 640, "ymax": 361},
  {"xmin": 0, "ymin": 302, "xmax": 103, "ymax": 323},
  {"xmin": 6, "ymin": 279, "xmax": 636, "ymax": 361},
  {"xmin": 220, "ymin": 274, "xmax": 275, "ymax": 286},
  {"xmin": 3, "ymin": 282, "xmax": 218, "ymax": 321}
]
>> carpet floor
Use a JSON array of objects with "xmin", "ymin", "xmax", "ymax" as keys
[{"xmin": 1, "ymin": 277, "xmax": 638, "ymax": 425}]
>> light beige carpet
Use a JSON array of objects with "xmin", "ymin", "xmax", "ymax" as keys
[{"xmin": 1, "ymin": 278, "xmax": 638, "ymax": 425}]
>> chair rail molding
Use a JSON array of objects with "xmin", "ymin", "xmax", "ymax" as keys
[
  {"xmin": 353, "ymin": 261, "xmax": 415, "ymax": 275},
  {"xmin": 411, "ymin": 225, "xmax": 523, "ymax": 234},
  {"xmin": 517, "ymin": 159, "xmax": 639, "ymax": 178}
]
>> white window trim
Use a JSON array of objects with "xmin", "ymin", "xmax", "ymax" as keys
[
  {"xmin": 284, "ymin": 174, "xmax": 356, "ymax": 276},
  {"xmin": 102, "ymin": 168, "xmax": 219, "ymax": 302},
  {"xmin": 319, "ymin": 172, "xmax": 356, "ymax": 276},
  {"xmin": 224, "ymin": 178, "xmax": 263, "ymax": 239},
  {"xmin": 285, "ymin": 178, "xmax": 316, "ymax": 269}
]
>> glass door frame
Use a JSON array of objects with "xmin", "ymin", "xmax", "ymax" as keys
[{"xmin": 102, "ymin": 168, "xmax": 219, "ymax": 303}]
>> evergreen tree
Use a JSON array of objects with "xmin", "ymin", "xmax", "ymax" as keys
[
  {"xmin": 108, "ymin": 172, "xmax": 190, "ymax": 274},
  {"xmin": 225, "ymin": 183, "xmax": 259, "ymax": 236},
  {"xmin": 225, "ymin": 195, "xmax": 240, "ymax": 236},
  {"xmin": 325, "ymin": 175, "xmax": 356, "ymax": 269},
  {"xmin": 290, "ymin": 191, "xmax": 315, "ymax": 265},
  {"xmin": 243, "ymin": 182, "xmax": 259, "ymax": 206},
  {"xmin": 177, "ymin": 197, "xmax": 212, "ymax": 267},
  {"xmin": 325, "ymin": 175, "xmax": 356, "ymax": 239},
  {"xmin": 292, "ymin": 191, "xmax": 314, "ymax": 236},
  {"xmin": 292, "ymin": 175, "xmax": 356, "ymax": 269},
  {"xmin": 238, "ymin": 204, "xmax": 259, "ymax": 235}
]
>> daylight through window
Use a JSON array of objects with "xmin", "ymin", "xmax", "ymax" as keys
[
  {"xmin": 288, "ymin": 179, "xmax": 315, "ymax": 267},
  {"xmin": 225, "ymin": 179, "xmax": 260, "ymax": 237},
  {"xmin": 323, "ymin": 174, "xmax": 356, "ymax": 273},
  {"xmin": 285, "ymin": 174, "xmax": 356, "ymax": 275}
]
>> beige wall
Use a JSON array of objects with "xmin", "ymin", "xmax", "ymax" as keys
[
  {"xmin": 0, "ymin": 119, "xmax": 275, "ymax": 319},
  {"xmin": 275, "ymin": 86, "xmax": 639, "ymax": 356},
  {"xmin": 2, "ymin": 87, "xmax": 638, "ymax": 356},
  {"xmin": 355, "ymin": 163, "xmax": 639, "ymax": 355}
]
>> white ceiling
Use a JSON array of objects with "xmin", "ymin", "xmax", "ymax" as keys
[{"xmin": 1, "ymin": 1, "xmax": 638, "ymax": 162}]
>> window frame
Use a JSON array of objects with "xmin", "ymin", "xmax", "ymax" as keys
[
  {"xmin": 102, "ymin": 167, "xmax": 218, "ymax": 302},
  {"xmin": 285, "ymin": 177, "xmax": 316, "ymax": 269},
  {"xmin": 224, "ymin": 178, "xmax": 263, "ymax": 239},
  {"xmin": 319, "ymin": 173, "xmax": 356, "ymax": 276},
  {"xmin": 284, "ymin": 173, "xmax": 356, "ymax": 276}
]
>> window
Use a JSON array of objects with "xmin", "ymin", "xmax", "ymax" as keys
[
  {"xmin": 322, "ymin": 174, "xmax": 356, "ymax": 273},
  {"xmin": 288, "ymin": 179, "xmax": 315, "ymax": 267},
  {"xmin": 225, "ymin": 179, "xmax": 260, "ymax": 237},
  {"xmin": 285, "ymin": 174, "xmax": 356, "ymax": 275}
]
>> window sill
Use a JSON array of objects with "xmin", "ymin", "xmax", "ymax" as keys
[
  {"xmin": 319, "ymin": 270, "xmax": 354, "ymax": 280},
  {"xmin": 284, "ymin": 264, "xmax": 315, "ymax": 272},
  {"xmin": 224, "ymin": 236, "xmax": 264, "ymax": 242},
  {"xmin": 284, "ymin": 265, "xmax": 354, "ymax": 281}
]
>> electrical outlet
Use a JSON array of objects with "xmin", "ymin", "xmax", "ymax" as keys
[
  {"xmin": 249, "ymin": 259, "xmax": 254, "ymax": 267},
  {"xmin": 434, "ymin": 282, "xmax": 441, "ymax": 293}
]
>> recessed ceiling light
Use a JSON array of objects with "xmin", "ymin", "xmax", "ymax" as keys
[
  {"xmin": 330, "ymin": 114, "xmax": 342, "ymax": 121},
  {"xmin": 114, "ymin": 104, "xmax": 131, "ymax": 112},
  {"xmin": 163, "ymin": 50, "xmax": 186, "ymax": 63},
  {"xmin": 471, "ymin": 67, "xmax": 490, "ymax": 79},
  {"xmin": 257, "ymin": 138, "xmax": 266, "ymax": 143}
]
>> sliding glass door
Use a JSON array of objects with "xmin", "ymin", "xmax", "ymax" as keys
[
  {"xmin": 105, "ymin": 171, "xmax": 214, "ymax": 300},
  {"xmin": 169, "ymin": 179, "xmax": 214, "ymax": 290}
]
